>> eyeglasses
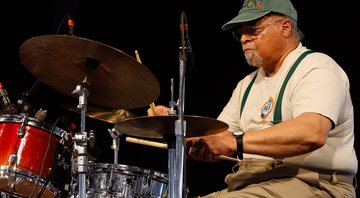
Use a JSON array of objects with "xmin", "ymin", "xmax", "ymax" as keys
[{"xmin": 232, "ymin": 19, "xmax": 284, "ymax": 42}]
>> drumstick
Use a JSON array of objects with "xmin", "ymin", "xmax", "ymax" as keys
[
  {"xmin": 126, "ymin": 136, "xmax": 168, "ymax": 149},
  {"xmin": 135, "ymin": 50, "xmax": 157, "ymax": 115},
  {"xmin": 125, "ymin": 136, "xmax": 240, "ymax": 162},
  {"xmin": 149, "ymin": 102, "xmax": 157, "ymax": 115},
  {"xmin": 216, "ymin": 155, "xmax": 241, "ymax": 162}
]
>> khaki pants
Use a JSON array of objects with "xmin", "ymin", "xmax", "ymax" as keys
[{"xmin": 200, "ymin": 158, "xmax": 356, "ymax": 198}]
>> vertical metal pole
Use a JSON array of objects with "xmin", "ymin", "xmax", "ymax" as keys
[
  {"xmin": 169, "ymin": 43, "xmax": 186, "ymax": 198},
  {"xmin": 169, "ymin": 10, "xmax": 190, "ymax": 198},
  {"xmin": 168, "ymin": 138, "xmax": 176, "ymax": 198},
  {"xmin": 72, "ymin": 79, "xmax": 89, "ymax": 198}
]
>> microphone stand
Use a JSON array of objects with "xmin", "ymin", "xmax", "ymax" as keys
[
  {"xmin": 16, "ymin": 79, "xmax": 40, "ymax": 114},
  {"xmin": 169, "ymin": 10, "xmax": 190, "ymax": 198},
  {"xmin": 71, "ymin": 77, "xmax": 89, "ymax": 198}
]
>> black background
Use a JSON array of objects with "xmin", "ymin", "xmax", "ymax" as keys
[{"xmin": 1, "ymin": 0, "xmax": 358, "ymax": 197}]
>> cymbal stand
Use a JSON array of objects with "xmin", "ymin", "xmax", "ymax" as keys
[
  {"xmin": 169, "ymin": 10, "xmax": 190, "ymax": 198},
  {"xmin": 108, "ymin": 128, "xmax": 121, "ymax": 164},
  {"xmin": 71, "ymin": 77, "xmax": 89, "ymax": 198}
]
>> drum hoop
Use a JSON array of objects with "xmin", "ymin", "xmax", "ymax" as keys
[
  {"xmin": 150, "ymin": 171, "xmax": 168, "ymax": 182},
  {"xmin": 112, "ymin": 164, "xmax": 149, "ymax": 175},
  {"xmin": 0, "ymin": 114, "xmax": 62, "ymax": 137},
  {"xmin": 0, "ymin": 165, "xmax": 46, "ymax": 182},
  {"xmin": 89, "ymin": 163, "xmax": 147, "ymax": 175},
  {"xmin": 0, "ymin": 165, "xmax": 59, "ymax": 192}
]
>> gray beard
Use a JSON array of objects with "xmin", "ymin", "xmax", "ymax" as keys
[{"xmin": 244, "ymin": 51, "xmax": 263, "ymax": 67}]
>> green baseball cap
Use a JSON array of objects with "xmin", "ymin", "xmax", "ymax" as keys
[{"xmin": 222, "ymin": 0, "xmax": 297, "ymax": 30}]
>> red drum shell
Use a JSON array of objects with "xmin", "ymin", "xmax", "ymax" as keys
[{"xmin": 0, "ymin": 114, "xmax": 61, "ymax": 197}]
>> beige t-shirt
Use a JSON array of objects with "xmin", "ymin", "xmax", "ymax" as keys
[{"xmin": 218, "ymin": 43, "xmax": 357, "ymax": 174}]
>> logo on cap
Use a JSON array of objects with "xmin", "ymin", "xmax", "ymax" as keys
[{"xmin": 244, "ymin": 0, "xmax": 264, "ymax": 9}]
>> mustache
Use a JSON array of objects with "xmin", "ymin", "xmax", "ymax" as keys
[{"xmin": 242, "ymin": 45, "xmax": 256, "ymax": 52}]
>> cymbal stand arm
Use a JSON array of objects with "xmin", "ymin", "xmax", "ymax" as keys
[
  {"xmin": 72, "ymin": 78, "xmax": 89, "ymax": 198},
  {"xmin": 108, "ymin": 128, "xmax": 121, "ymax": 164},
  {"xmin": 168, "ymin": 78, "xmax": 177, "ymax": 115}
]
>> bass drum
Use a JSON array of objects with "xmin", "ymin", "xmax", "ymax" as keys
[
  {"xmin": 0, "ymin": 114, "xmax": 63, "ymax": 198},
  {"xmin": 87, "ymin": 162, "xmax": 168, "ymax": 198}
]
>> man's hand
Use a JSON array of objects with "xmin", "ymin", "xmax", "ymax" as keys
[
  {"xmin": 147, "ymin": 105, "xmax": 171, "ymax": 116},
  {"xmin": 185, "ymin": 131, "xmax": 237, "ymax": 162}
]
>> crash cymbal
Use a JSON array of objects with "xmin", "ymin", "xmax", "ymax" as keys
[
  {"xmin": 19, "ymin": 35, "xmax": 160, "ymax": 109},
  {"xmin": 61, "ymin": 103, "xmax": 136, "ymax": 124},
  {"xmin": 114, "ymin": 115, "xmax": 229, "ymax": 139}
]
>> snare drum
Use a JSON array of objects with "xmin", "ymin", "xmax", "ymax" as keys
[
  {"xmin": 87, "ymin": 162, "xmax": 168, "ymax": 198},
  {"xmin": 0, "ymin": 114, "xmax": 62, "ymax": 197}
]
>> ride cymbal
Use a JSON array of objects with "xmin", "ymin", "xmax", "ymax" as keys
[
  {"xmin": 114, "ymin": 115, "xmax": 229, "ymax": 139},
  {"xmin": 19, "ymin": 35, "xmax": 160, "ymax": 109}
]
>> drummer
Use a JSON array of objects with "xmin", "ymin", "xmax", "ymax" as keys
[{"xmin": 147, "ymin": 0, "xmax": 357, "ymax": 196}]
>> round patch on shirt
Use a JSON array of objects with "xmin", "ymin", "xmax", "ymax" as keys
[{"xmin": 261, "ymin": 97, "xmax": 274, "ymax": 119}]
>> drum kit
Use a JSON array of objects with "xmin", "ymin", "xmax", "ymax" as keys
[{"xmin": 0, "ymin": 34, "xmax": 229, "ymax": 198}]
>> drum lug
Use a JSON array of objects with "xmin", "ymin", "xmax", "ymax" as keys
[
  {"xmin": 8, "ymin": 154, "xmax": 17, "ymax": 166},
  {"xmin": 17, "ymin": 115, "xmax": 29, "ymax": 137},
  {"xmin": 6, "ymin": 154, "xmax": 17, "ymax": 188},
  {"xmin": 5, "ymin": 155, "xmax": 17, "ymax": 191}
]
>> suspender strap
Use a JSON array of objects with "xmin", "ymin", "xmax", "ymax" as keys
[
  {"xmin": 240, "ymin": 73, "xmax": 257, "ymax": 117},
  {"xmin": 272, "ymin": 50, "xmax": 315, "ymax": 124}
]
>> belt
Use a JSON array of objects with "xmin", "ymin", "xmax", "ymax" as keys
[
  {"xmin": 280, "ymin": 161, "xmax": 355, "ymax": 185},
  {"xmin": 243, "ymin": 159, "xmax": 356, "ymax": 186},
  {"xmin": 318, "ymin": 172, "xmax": 355, "ymax": 185}
]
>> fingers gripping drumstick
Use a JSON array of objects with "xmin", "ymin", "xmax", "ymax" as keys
[
  {"xmin": 135, "ymin": 50, "xmax": 157, "ymax": 115},
  {"xmin": 125, "ymin": 136, "xmax": 240, "ymax": 162}
]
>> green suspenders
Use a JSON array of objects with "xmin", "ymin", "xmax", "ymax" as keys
[
  {"xmin": 240, "ymin": 73, "xmax": 257, "ymax": 117},
  {"xmin": 240, "ymin": 50, "xmax": 315, "ymax": 124}
]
